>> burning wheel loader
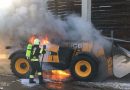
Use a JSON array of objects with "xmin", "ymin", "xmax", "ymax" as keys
[
  {"xmin": 9, "ymin": 34, "xmax": 130, "ymax": 81},
  {"xmin": 8, "ymin": 40, "xmax": 112, "ymax": 81}
]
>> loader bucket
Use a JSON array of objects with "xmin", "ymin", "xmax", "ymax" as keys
[{"xmin": 113, "ymin": 45, "xmax": 130, "ymax": 78}]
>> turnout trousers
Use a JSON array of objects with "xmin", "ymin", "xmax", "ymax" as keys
[{"xmin": 29, "ymin": 61, "xmax": 43, "ymax": 84}]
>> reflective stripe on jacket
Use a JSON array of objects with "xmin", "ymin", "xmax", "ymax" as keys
[{"xmin": 31, "ymin": 58, "xmax": 39, "ymax": 61}]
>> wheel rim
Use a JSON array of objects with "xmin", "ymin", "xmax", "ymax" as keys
[
  {"xmin": 15, "ymin": 58, "xmax": 30, "ymax": 75},
  {"xmin": 75, "ymin": 60, "xmax": 92, "ymax": 78}
]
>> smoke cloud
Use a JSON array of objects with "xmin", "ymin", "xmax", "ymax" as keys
[
  {"xmin": 0, "ymin": 0, "xmax": 111, "ymax": 49},
  {"xmin": 0, "ymin": 0, "xmax": 112, "ymax": 77}
]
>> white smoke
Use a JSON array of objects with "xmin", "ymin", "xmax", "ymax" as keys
[
  {"xmin": 0, "ymin": 0, "xmax": 112, "ymax": 77},
  {"xmin": 0, "ymin": 0, "xmax": 48, "ymax": 46},
  {"xmin": 0, "ymin": 0, "xmax": 111, "ymax": 49}
]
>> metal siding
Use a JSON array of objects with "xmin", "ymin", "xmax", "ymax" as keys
[
  {"xmin": 47, "ymin": 0, "xmax": 81, "ymax": 18},
  {"xmin": 47, "ymin": 0, "xmax": 130, "ymax": 49},
  {"xmin": 92, "ymin": 0, "xmax": 130, "ymax": 49}
]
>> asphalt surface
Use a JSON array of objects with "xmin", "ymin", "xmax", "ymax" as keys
[
  {"xmin": 1, "ymin": 74, "xmax": 130, "ymax": 90},
  {"xmin": 0, "ymin": 56, "xmax": 103, "ymax": 90},
  {"xmin": 0, "ymin": 75, "xmax": 109, "ymax": 90},
  {"xmin": 1, "ymin": 55, "xmax": 130, "ymax": 90}
]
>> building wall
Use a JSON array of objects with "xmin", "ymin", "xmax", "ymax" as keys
[
  {"xmin": 47, "ymin": 0, "xmax": 130, "ymax": 49},
  {"xmin": 91, "ymin": 0, "xmax": 130, "ymax": 49},
  {"xmin": 47, "ymin": 0, "xmax": 81, "ymax": 18}
]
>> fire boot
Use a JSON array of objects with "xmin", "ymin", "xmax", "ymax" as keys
[
  {"xmin": 29, "ymin": 78, "xmax": 36, "ymax": 84},
  {"xmin": 38, "ymin": 75, "xmax": 45, "ymax": 84}
]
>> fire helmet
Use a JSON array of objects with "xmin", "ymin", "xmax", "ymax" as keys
[{"xmin": 33, "ymin": 38, "xmax": 40, "ymax": 45}]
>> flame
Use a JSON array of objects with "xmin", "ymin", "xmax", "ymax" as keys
[
  {"xmin": 28, "ymin": 35, "xmax": 49, "ymax": 45},
  {"xmin": 28, "ymin": 35, "xmax": 36, "ymax": 44},
  {"xmin": 43, "ymin": 70, "xmax": 71, "ymax": 81},
  {"xmin": 51, "ymin": 70, "xmax": 70, "ymax": 76},
  {"xmin": 51, "ymin": 70, "xmax": 71, "ymax": 81},
  {"xmin": 40, "ymin": 35, "xmax": 49, "ymax": 45}
]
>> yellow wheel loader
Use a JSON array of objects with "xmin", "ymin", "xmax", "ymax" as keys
[{"xmin": 8, "ymin": 40, "xmax": 130, "ymax": 81}]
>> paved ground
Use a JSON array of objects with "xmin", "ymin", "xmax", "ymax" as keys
[
  {"xmin": 1, "ymin": 53, "xmax": 130, "ymax": 90},
  {"xmin": 1, "ymin": 74, "xmax": 130, "ymax": 90},
  {"xmin": 0, "ymin": 57, "xmax": 101, "ymax": 90},
  {"xmin": 0, "ymin": 75, "xmax": 112, "ymax": 90}
]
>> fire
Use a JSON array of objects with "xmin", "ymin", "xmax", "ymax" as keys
[
  {"xmin": 41, "ymin": 35, "xmax": 49, "ymax": 45},
  {"xmin": 28, "ymin": 35, "xmax": 36, "ymax": 44},
  {"xmin": 43, "ymin": 70, "xmax": 71, "ymax": 81},
  {"xmin": 28, "ymin": 35, "xmax": 49, "ymax": 45},
  {"xmin": 51, "ymin": 70, "xmax": 71, "ymax": 81}
]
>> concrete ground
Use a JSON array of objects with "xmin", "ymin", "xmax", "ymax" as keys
[
  {"xmin": 1, "ymin": 53, "xmax": 130, "ymax": 90},
  {"xmin": 0, "ymin": 55, "xmax": 100, "ymax": 90},
  {"xmin": 0, "ymin": 75, "xmax": 117, "ymax": 90},
  {"xmin": 1, "ymin": 74, "xmax": 130, "ymax": 90}
]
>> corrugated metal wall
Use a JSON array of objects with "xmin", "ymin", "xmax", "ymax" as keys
[
  {"xmin": 47, "ymin": 0, "xmax": 130, "ymax": 49},
  {"xmin": 91, "ymin": 0, "xmax": 130, "ymax": 49},
  {"xmin": 47, "ymin": 0, "xmax": 81, "ymax": 18}
]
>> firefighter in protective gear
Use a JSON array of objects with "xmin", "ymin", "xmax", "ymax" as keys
[{"xmin": 26, "ymin": 38, "xmax": 46, "ymax": 84}]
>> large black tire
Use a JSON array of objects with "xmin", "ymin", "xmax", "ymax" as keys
[
  {"xmin": 70, "ymin": 55, "xmax": 98, "ymax": 81},
  {"xmin": 10, "ymin": 53, "xmax": 31, "ymax": 78}
]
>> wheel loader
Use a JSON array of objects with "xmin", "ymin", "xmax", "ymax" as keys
[{"xmin": 8, "ymin": 39, "xmax": 130, "ymax": 81}]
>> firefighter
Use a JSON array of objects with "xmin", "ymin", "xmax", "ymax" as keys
[{"xmin": 26, "ymin": 38, "xmax": 46, "ymax": 84}]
